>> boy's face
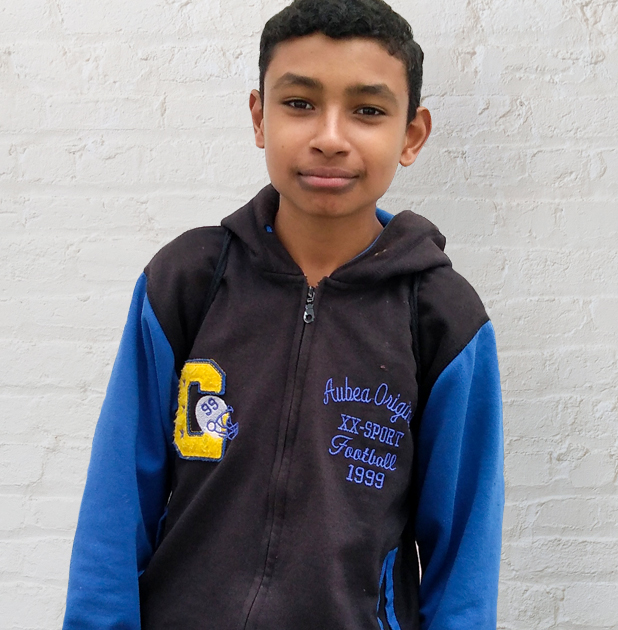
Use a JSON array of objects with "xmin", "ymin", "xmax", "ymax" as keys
[{"xmin": 250, "ymin": 33, "xmax": 431, "ymax": 222}]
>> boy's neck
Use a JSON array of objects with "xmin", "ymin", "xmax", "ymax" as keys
[{"xmin": 274, "ymin": 198, "xmax": 383, "ymax": 287}]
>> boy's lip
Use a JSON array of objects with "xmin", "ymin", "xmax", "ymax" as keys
[{"xmin": 297, "ymin": 167, "xmax": 359, "ymax": 191}]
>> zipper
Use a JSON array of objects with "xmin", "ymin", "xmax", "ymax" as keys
[
  {"xmin": 243, "ymin": 283, "xmax": 318, "ymax": 628},
  {"xmin": 303, "ymin": 285, "xmax": 316, "ymax": 324}
]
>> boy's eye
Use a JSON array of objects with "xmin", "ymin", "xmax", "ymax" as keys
[
  {"xmin": 356, "ymin": 106, "xmax": 385, "ymax": 117},
  {"xmin": 284, "ymin": 99, "xmax": 313, "ymax": 110}
]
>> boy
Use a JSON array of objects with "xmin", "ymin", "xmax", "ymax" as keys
[{"xmin": 63, "ymin": 1, "xmax": 504, "ymax": 628}]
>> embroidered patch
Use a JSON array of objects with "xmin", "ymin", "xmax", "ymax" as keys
[
  {"xmin": 174, "ymin": 360, "xmax": 238, "ymax": 461},
  {"xmin": 323, "ymin": 376, "xmax": 412, "ymax": 490}
]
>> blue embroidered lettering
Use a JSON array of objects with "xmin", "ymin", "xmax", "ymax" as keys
[
  {"xmin": 329, "ymin": 435, "xmax": 353, "ymax": 455},
  {"xmin": 338, "ymin": 414, "xmax": 361, "ymax": 434},
  {"xmin": 324, "ymin": 377, "xmax": 412, "ymax": 424},
  {"xmin": 388, "ymin": 393, "xmax": 401, "ymax": 411},
  {"xmin": 323, "ymin": 378, "xmax": 335, "ymax": 405},
  {"xmin": 329, "ymin": 437, "xmax": 398, "ymax": 472},
  {"xmin": 379, "ymin": 425, "xmax": 389, "ymax": 443},
  {"xmin": 394, "ymin": 431, "xmax": 405, "ymax": 447},
  {"xmin": 384, "ymin": 453, "xmax": 398, "ymax": 471},
  {"xmin": 374, "ymin": 383, "xmax": 388, "ymax": 406},
  {"xmin": 345, "ymin": 378, "xmax": 355, "ymax": 401}
]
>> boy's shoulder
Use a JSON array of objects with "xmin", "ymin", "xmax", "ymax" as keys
[
  {"xmin": 144, "ymin": 225, "xmax": 229, "ymax": 371},
  {"xmin": 415, "ymin": 262, "xmax": 490, "ymax": 401},
  {"xmin": 145, "ymin": 225, "xmax": 228, "ymax": 289}
]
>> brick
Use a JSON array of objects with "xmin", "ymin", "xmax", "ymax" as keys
[
  {"xmin": 0, "ymin": 293, "xmax": 132, "ymax": 342},
  {"xmin": 498, "ymin": 582, "xmax": 564, "ymax": 629},
  {"xmin": 55, "ymin": 0, "xmax": 180, "ymax": 35},
  {"xmin": 503, "ymin": 538, "xmax": 618, "ymax": 581},
  {"xmin": 503, "ymin": 396, "xmax": 584, "ymax": 440},
  {"xmin": 594, "ymin": 149, "xmax": 618, "ymax": 193},
  {"xmin": 28, "ymin": 496, "xmax": 81, "ymax": 532},
  {"xmin": 491, "ymin": 298, "xmax": 590, "ymax": 351},
  {"xmin": 0, "ymin": 494, "xmax": 27, "ymax": 530},
  {"xmin": 559, "ymin": 201, "xmax": 618, "ymax": 245},
  {"xmin": 425, "ymin": 96, "xmax": 533, "ymax": 142},
  {"xmin": 0, "ymin": 540, "xmax": 25, "ymax": 577},
  {"xmin": 0, "ymin": 339, "xmax": 117, "ymax": 391},
  {"xmin": 74, "ymin": 237, "xmax": 162, "ymax": 283},
  {"xmin": 489, "ymin": 45, "xmax": 612, "ymax": 98},
  {"xmin": 0, "ymin": 90, "xmax": 44, "ymax": 131},
  {"xmin": 21, "ymin": 537, "xmax": 73, "ymax": 582},
  {"xmin": 502, "ymin": 248, "xmax": 618, "ymax": 298},
  {"xmin": 399, "ymin": 2, "xmax": 468, "ymax": 46},
  {"xmin": 164, "ymin": 92, "xmax": 249, "ymax": 130},
  {"xmin": 0, "ymin": 582, "xmax": 65, "ymax": 628},
  {"xmin": 0, "ymin": 444, "xmax": 44, "ymax": 487},
  {"xmin": 0, "ymin": 141, "xmax": 17, "ymax": 180},
  {"xmin": 530, "ymin": 96, "xmax": 618, "ymax": 139},
  {"xmin": 0, "ymin": 0, "xmax": 51, "ymax": 34},
  {"xmin": 0, "ymin": 392, "xmax": 101, "ymax": 440},
  {"xmin": 413, "ymin": 196, "xmax": 497, "ymax": 240},
  {"xmin": 482, "ymin": 0, "xmax": 582, "ymax": 45},
  {"xmin": 10, "ymin": 42, "xmax": 149, "ymax": 95},
  {"xmin": 2, "ymin": 195, "xmax": 159, "ymax": 235},
  {"xmin": 528, "ymin": 149, "xmax": 591, "ymax": 189},
  {"xmin": 16, "ymin": 140, "xmax": 77, "ymax": 183},
  {"xmin": 530, "ymin": 496, "xmax": 618, "ymax": 538},
  {"xmin": 494, "ymin": 201, "xmax": 557, "ymax": 245},
  {"xmin": 44, "ymin": 96, "xmax": 165, "ymax": 131},
  {"xmin": 562, "ymin": 582, "xmax": 618, "ymax": 627},
  {"xmin": 154, "ymin": 43, "xmax": 253, "ymax": 85},
  {"xmin": 500, "ymin": 346, "xmax": 617, "ymax": 396},
  {"xmin": 505, "ymin": 451, "xmax": 553, "ymax": 488},
  {"xmin": 568, "ymin": 451, "xmax": 617, "ymax": 489},
  {"xmin": 36, "ymin": 443, "xmax": 91, "ymax": 496},
  {"xmin": 421, "ymin": 47, "xmax": 481, "ymax": 96}
]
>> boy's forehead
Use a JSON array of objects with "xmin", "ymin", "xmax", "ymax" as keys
[{"xmin": 264, "ymin": 33, "xmax": 408, "ymax": 99}]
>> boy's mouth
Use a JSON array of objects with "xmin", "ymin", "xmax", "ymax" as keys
[{"xmin": 297, "ymin": 167, "xmax": 359, "ymax": 191}]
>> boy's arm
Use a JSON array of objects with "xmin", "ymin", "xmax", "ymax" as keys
[
  {"xmin": 414, "ymin": 286, "xmax": 504, "ymax": 629},
  {"xmin": 63, "ymin": 273, "xmax": 177, "ymax": 629}
]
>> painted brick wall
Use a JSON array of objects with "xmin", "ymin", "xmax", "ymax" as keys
[{"xmin": 1, "ymin": 0, "xmax": 617, "ymax": 627}]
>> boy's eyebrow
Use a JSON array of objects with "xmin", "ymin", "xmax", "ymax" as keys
[
  {"xmin": 272, "ymin": 73, "xmax": 399, "ymax": 105},
  {"xmin": 272, "ymin": 73, "xmax": 324, "ymax": 91},
  {"xmin": 345, "ymin": 83, "xmax": 399, "ymax": 105}
]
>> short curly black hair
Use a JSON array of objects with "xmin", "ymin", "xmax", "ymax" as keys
[{"xmin": 259, "ymin": 0, "xmax": 424, "ymax": 123}]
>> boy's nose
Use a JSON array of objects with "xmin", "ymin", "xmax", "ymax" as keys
[{"xmin": 309, "ymin": 111, "xmax": 352, "ymax": 157}]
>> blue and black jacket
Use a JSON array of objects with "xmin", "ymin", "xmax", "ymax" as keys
[{"xmin": 63, "ymin": 185, "xmax": 504, "ymax": 630}]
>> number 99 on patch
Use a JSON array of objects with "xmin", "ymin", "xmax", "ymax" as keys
[{"xmin": 346, "ymin": 465, "xmax": 385, "ymax": 489}]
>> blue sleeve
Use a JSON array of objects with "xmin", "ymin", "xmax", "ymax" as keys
[
  {"xmin": 63, "ymin": 273, "xmax": 178, "ymax": 629},
  {"xmin": 415, "ymin": 321, "xmax": 504, "ymax": 630}
]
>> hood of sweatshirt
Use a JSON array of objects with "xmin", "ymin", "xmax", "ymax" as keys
[{"xmin": 221, "ymin": 184, "xmax": 452, "ymax": 286}]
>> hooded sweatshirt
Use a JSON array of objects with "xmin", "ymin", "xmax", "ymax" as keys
[{"xmin": 63, "ymin": 185, "xmax": 504, "ymax": 630}]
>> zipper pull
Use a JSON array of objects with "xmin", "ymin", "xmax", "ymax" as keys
[{"xmin": 303, "ymin": 286, "xmax": 316, "ymax": 324}]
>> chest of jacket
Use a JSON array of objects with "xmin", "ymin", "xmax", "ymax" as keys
[{"xmin": 139, "ymin": 242, "xmax": 420, "ymax": 630}]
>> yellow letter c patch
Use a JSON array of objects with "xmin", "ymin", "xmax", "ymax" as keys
[{"xmin": 173, "ymin": 360, "xmax": 238, "ymax": 461}]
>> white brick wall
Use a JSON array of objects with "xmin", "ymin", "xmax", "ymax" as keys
[{"xmin": 1, "ymin": 0, "xmax": 616, "ymax": 628}]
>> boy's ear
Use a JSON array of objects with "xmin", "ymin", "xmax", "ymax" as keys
[
  {"xmin": 399, "ymin": 107, "xmax": 432, "ymax": 167},
  {"xmin": 250, "ymin": 89, "xmax": 265, "ymax": 149}
]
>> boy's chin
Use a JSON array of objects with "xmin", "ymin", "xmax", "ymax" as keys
[{"xmin": 277, "ymin": 189, "xmax": 378, "ymax": 221}]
